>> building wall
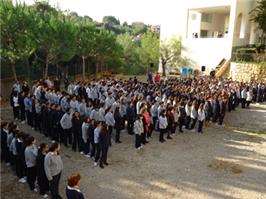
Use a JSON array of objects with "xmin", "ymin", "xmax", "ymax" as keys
[{"xmin": 230, "ymin": 62, "xmax": 266, "ymax": 82}]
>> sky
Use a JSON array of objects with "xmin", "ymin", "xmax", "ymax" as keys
[{"xmin": 18, "ymin": 0, "xmax": 187, "ymax": 25}]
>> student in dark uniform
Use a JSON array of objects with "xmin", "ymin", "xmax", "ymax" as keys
[
  {"xmin": 212, "ymin": 96, "xmax": 220, "ymax": 124},
  {"xmin": 114, "ymin": 107, "xmax": 122, "ymax": 143},
  {"xmin": 15, "ymin": 132, "xmax": 26, "ymax": 182},
  {"xmin": 72, "ymin": 111, "xmax": 82, "ymax": 152},
  {"xmin": 66, "ymin": 173, "xmax": 84, "ymax": 199},
  {"xmin": 99, "ymin": 123, "xmax": 110, "ymax": 168},
  {"xmin": 178, "ymin": 101, "xmax": 186, "ymax": 133},
  {"xmin": 1, "ymin": 122, "xmax": 9, "ymax": 163},
  {"xmin": 18, "ymin": 92, "xmax": 26, "ymax": 123},
  {"xmin": 126, "ymin": 102, "xmax": 136, "ymax": 135},
  {"xmin": 36, "ymin": 143, "xmax": 49, "ymax": 198},
  {"xmin": 218, "ymin": 97, "xmax": 227, "ymax": 126}
]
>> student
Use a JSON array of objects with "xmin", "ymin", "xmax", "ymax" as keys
[
  {"xmin": 81, "ymin": 117, "xmax": 90, "ymax": 157},
  {"xmin": 44, "ymin": 142, "xmax": 63, "ymax": 199},
  {"xmin": 36, "ymin": 143, "xmax": 49, "ymax": 198},
  {"xmin": 212, "ymin": 96, "xmax": 220, "ymax": 124},
  {"xmin": 241, "ymin": 88, "xmax": 247, "ymax": 108},
  {"xmin": 126, "ymin": 102, "xmax": 136, "ymax": 135},
  {"xmin": 134, "ymin": 115, "xmax": 144, "ymax": 149},
  {"xmin": 246, "ymin": 87, "xmax": 253, "ymax": 108},
  {"xmin": 72, "ymin": 111, "xmax": 82, "ymax": 152},
  {"xmin": 24, "ymin": 93, "xmax": 33, "ymax": 127},
  {"xmin": 14, "ymin": 132, "xmax": 27, "ymax": 183},
  {"xmin": 60, "ymin": 109, "xmax": 73, "ymax": 147},
  {"xmin": 1, "ymin": 122, "xmax": 9, "ymax": 163},
  {"xmin": 18, "ymin": 92, "xmax": 26, "ymax": 123},
  {"xmin": 66, "ymin": 173, "xmax": 85, "ymax": 199},
  {"xmin": 99, "ymin": 123, "xmax": 110, "ymax": 168},
  {"xmin": 158, "ymin": 110, "xmax": 168, "ymax": 143},
  {"xmin": 93, "ymin": 122, "xmax": 102, "ymax": 166},
  {"xmin": 190, "ymin": 100, "xmax": 198, "ymax": 130},
  {"xmin": 218, "ymin": 97, "xmax": 227, "ymax": 126},
  {"xmin": 178, "ymin": 101, "xmax": 186, "ymax": 133},
  {"xmin": 166, "ymin": 107, "xmax": 174, "ymax": 138},
  {"xmin": 114, "ymin": 107, "xmax": 122, "ymax": 143},
  {"xmin": 11, "ymin": 91, "xmax": 20, "ymax": 120},
  {"xmin": 185, "ymin": 100, "xmax": 191, "ymax": 129},
  {"xmin": 104, "ymin": 107, "xmax": 115, "ymax": 146},
  {"xmin": 197, "ymin": 103, "xmax": 205, "ymax": 133},
  {"xmin": 24, "ymin": 136, "xmax": 38, "ymax": 191}
]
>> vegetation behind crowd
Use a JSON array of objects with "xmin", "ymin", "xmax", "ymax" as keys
[{"xmin": 1, "ymin": 0, "xmax": 185, "ymax": 81}]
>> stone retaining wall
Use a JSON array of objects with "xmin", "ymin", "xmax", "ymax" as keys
[{"xmin": 230, "ymin": 62, "xmax": 266, "ymax": 82}]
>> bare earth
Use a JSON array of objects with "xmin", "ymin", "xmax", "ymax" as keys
[{"xmin": 1, "ymin": 103, "xmax": 266, "ymax": 199}]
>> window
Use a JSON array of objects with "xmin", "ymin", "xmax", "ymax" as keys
[{"xmin": 202, "ymin": 13, "xmax": 212, "ymax": 23}]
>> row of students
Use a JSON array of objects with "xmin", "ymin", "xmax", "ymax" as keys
[{"xmin": 1, "ymin": 121, "xmax": 63, "ymax": 199}]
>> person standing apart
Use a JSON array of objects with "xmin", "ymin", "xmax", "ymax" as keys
[
  {"xmin": 99, "ymin": 123, "xmax": 110, "ymax": 168},
  {"xmin": 44, "ymin": 142, "xmax": 63, "ymax": 199}
]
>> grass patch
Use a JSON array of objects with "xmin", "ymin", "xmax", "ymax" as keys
[{"xmin": 208, "ymin": 159, "xmax": 243, "ymax": 174}]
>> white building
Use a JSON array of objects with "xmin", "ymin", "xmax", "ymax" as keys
[{"xmin": 160, "ymin": 0, "xmax": 259, "ymax": 74}]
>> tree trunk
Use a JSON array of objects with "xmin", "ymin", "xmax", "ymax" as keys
[
  {"xmin": 11, "ymin": 61, "xmax": 17, "ymax": 81},
  {"xmin": 44, "ymin": 57, "xmax": 49, "ymax": 79},
  {"xmin": 26, "ymin": 58, "xmax": 31, "ymax": 83},
  {"xmin": 95, "ymin": 61, "xmax": 99, "ymax": 75},
  {"xmin": 162, "ymin": 61, "xmax": 166, "ymax": 77},
  {"xmin": 82, "ymin": 56, "xmax": 86, "ymax": 80}
]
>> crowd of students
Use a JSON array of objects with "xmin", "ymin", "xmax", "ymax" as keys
[
  {"xmin": 1, "ymin": 120, "xmax": 86, "ymax": 199},
  {"xmin": 2, "ymin": 75, "xmax": 265, "ymax": 198},
  {"xmin": 9, "ymin": 77, "xmax": 266, "ymax": 148}
]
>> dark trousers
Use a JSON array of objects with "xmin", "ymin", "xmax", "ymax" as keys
[
  {"xmin": 13, "ymin": 106, "xmax": 20, "ymax": 120},
  {"xmin": 108, "ymin": 126, "xmax": 113, "ymax": 146},
  {"xmin": 27, "ymin": 166, "xmax": 37, "ymax": 190},
  {"xmin": 72, "ymin": 132, "xmax": 79, "ymax": 152},
  {"xmin": 241, "ymin": 98, "xmax": 246, "ymax": 108},
  {"xmin": 212, "ymin": 112, "xmax": 219, "ymax": 123},
  {"xmin": 63, "ymin": 129, "xmax": 72, "ymax": 147},
  {"xmin": 38, "ymin": 173, "xmax": 49, "ymax": 195},
  {"xmin": 135, "ymin": 134, "xmax": 142, "ymax": 148},
  {"xmin": 185, "ymin": 116, "xmax": 191, "ymax": 129},
  {"xmin": 50, "ymin": 173, "xmax": 62, "ymax": 199},
  {"xmin": 178, "ymin": 118, "xmax": 184, "ymax": 132},
  {"xmin": 83, "ymin": 139, "xmax": 90, "ymax": 155},
  {"xmin": 26, "ymin": 110, "xmax": 33, "ymax": 126},
  {"xmin": 152, "ymin": 116, "xmax": 158, "ymax": 131},
  {"xmin": 127, "ymin": 120, "xmax": 134, "ymax": 135},
  {"xmin": 159, "ymin": 129, "xmax": 166, "ymax": 142},
  {"xmin": 34, "ymin": 113, "xmax": 41, "ymax": 131},
  {"xmin": 20, "ymin": 108, "xmax": 26, "ymax": 121},
  {"xmin": 246, "ymin": 100, "xmax": 251, "ymax": 108},
  {"xmin": 94, "ymin": 143, "xmax": 101, "ymax": 162},
  {"xmin": 15, "ymin": 156, "xmax": 25, "ymax": 178},
  {"xmin": 115, "ymin": 128, "xmax": 120, "ymax": 142},
  {"xmin": 100, "ymin": 146, "xmax": 108, "ymax": 165},
  {"xmin": 218, "ymin": 114, "xmax": 225, "ymax": 125},
  {"xmin": 190, "ymin": 118, "xmax": 197, "ymax": 129},
  {"xmin": 197, "ymin": 120, "xmax": 204, "ymax": 133}
]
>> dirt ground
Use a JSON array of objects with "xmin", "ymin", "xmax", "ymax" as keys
[{"xmin": 1, "ymin": 103, "xmax": 266, "ymax": 199}]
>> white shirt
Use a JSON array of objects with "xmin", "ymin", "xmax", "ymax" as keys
[
  {"xmin": 198, "ymin": 109, "xmax": 205, "ymax": 121},
  {"xmin": 159, "ymin": 116, "xmax": 168, "ymax": 129}
]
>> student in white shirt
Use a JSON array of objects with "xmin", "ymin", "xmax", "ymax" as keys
[
  {"xmin": 158, "ymin": 110, "xmax": 168, "ymax": 143},
  {"xmin": 197, "ymin": 103, "xmax": 205, "ymax": 133}
]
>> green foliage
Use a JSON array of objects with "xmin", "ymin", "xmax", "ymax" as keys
[
  {"xmin": 1, "ymin": 0, "xmax": 161, "ymax": 79},
  {"xmin": 250, "ymin": 0, "xmax": 266, "ymax": 44}
]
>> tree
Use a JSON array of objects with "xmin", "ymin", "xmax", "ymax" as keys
[
  {"xmin": 131, "ymin": 22, "xmax": 147, "ymax": 35},
  {"xmin": 139, "ymin": 31, "xmax": 160, "ymax": 70},
  {"xmin": 102, "ymin": 16, "xmax": 120, "ymax": 26},
  {"xmin": 160, "ymin": 38, "xmax": 184, "ymax": 76},
  {"xmin": 76, "ymin": 23, "xmax": 97, "ymax": 79},
  {"xmin": 0, "ymin": 0, "xmax": 37, "ymax": 81},
  {"xmin": 250, "ymin": 0, "xmax": 266, "ymax": 44}
]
